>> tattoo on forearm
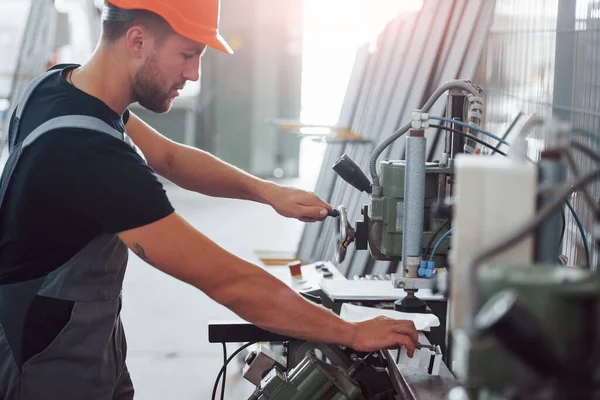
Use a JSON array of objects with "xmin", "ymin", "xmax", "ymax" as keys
[{"xmin": 133, "ymin": 243, "xmax": 151, "ymax": 264}]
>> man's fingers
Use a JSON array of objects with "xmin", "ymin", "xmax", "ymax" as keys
[
  {"xmin": 302, "ymin": 194, "xmax": 331, "ymax": 211},
  {"xmin": 299, "ymin": 206, "xmax": 328, "ymax": 220},
  {"xmin": 393, "ymin": 321, "xmax": 418, "ymax": 343},
  {"xmin": 299, "ymin": 217, "xmax": 320, "ymax": 223},
  {"xmin": 396, "ymin": 334, "xmax": 416, "ymax": 358},
  {"xmin": 394, "ymin": 327, "xmax": 418, "ymax": 345}
]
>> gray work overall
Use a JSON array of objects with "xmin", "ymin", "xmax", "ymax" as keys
[{"xmin": 0, "ymin": 69, "xmax": 143, "ymax": 399}]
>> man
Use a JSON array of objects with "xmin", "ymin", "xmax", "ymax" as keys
[{"xmin": 0, "ymin": 0, "xmax": 418, "ymax": 398}]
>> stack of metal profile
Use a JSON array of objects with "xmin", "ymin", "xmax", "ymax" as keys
[
  {"xmin": 0, "ymin": 0, "xmax": 61, "ymax": 149},
  {"xmin": 296, "ymin": 0, "xmax": 497, "ymax": 277}
]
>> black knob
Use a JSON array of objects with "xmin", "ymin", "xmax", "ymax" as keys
[
  {"xmin": 332, "ymin": 154, "xmax": 372, "ymax": 194},
  {"xmin": 245, "ymin": 351, "xmax": 257, "ymax": 365}
]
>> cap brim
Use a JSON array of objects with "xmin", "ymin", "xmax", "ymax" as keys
[{"xmin": 201, "ymin": 33, "xmax": 233, "ymax": 54}]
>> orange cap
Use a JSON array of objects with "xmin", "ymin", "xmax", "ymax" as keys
[{"xmin": 105, "ymin": 0, "xmax": 233, "ymax": 54}]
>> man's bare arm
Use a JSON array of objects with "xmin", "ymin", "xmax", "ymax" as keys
[
  {"xmin": 126, "ymin": 113, "xmax": 332, "ymax": 222},
  {"xmin": 117, "ymin": 212, "xmax": 418, "ymax": 354},
  {"xmin": 125, "ymin": 112, "xmax": 277, "ymax": 202}
]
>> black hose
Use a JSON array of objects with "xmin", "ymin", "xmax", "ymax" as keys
[
  {"xmin": 221, "ymin": 343, "xmax": 227, "ymax": 400},
  {"xmin": 556, "ymin": 206, "xmax": 566, "ymax": 265},
  {"xmin": 212, "ymin": 342, "xmax": 258, "ymax": 400},
  {"xmin": 429, "ymin": 124, "xmax": 507, "ymax": 156},
  {"xmin": 423, "ymin": 219, "xmax": 451, "ymax": 260}
]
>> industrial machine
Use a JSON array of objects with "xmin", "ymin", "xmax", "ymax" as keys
[
  {"xmin": 236, "ymin": 333, "xmax": 445, "ymax": 400},
  {"xmin": 210, "ymin": 79, "xmax": 600, "ymax": 400},
  {"xmin": 331, "ymin": 80, "xmax": 483, "ymax": 313},
  {"xmin": 219, "ymin": 80, "xmax": 486, "ymax": 399},
  {"xmin": 243, "ymin": 343, "xmax": 397, "ymax": 400},
  {"xmin": 332, "ymin": 83, "xmax": 483, "ymax": 264},
  {"xmin": 447, "ymin": 126, "xmax": 600, "ymax": 399}
]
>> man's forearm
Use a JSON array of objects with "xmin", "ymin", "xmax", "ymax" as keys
[
  {"xmin": 163, "ymin": 143, "xmax": 274, "ymax": 203},
  {"xmin": 221, "ymin": 268, "xmax": 357, "ymax": 347},
  {"xmin": 118, "ymin": 213, "xmax": 418, "ymax": 354}
]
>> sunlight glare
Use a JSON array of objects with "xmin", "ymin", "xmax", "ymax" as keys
[{"xmin": 298, "ymin": 0, "xmax": 423, "ymax": 187}]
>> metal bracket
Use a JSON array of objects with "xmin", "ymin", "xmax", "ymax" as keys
[
  {"xmin": 391, "ymin": 275, "xmax": 436, "ymax": 290},
  {"xmin": 411, "ymin": 110, "xmax": 430, "ymax": 130}
]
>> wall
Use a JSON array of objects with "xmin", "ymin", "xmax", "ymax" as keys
[{"xmin": 199, "ymin": 0, "xmax": 304, "ymax": 178}]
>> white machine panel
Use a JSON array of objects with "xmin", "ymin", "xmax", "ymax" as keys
[{"xmin": 449, "ymin": 155, "xmax": 537, "ymax": 331}]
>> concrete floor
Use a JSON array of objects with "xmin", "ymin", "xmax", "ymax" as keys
[{"xmin": 120, "ymin": 178, "xmax": 308, "ymax": 400}]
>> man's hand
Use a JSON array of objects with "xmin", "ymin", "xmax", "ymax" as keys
[
  {"xmin": 349, "ymin": 317, "xmax": 418, "ymax": 357},
  {"xmin": 262, "ymin": 184, "xmax": 332, "ymax": 222}
]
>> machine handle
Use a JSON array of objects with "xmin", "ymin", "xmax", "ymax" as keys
[
  {"xmin": 334, "ymin": 206, "xmax": 356, "ymax": 264},
  {"xmin": 332, "ymin": 154, "xmax": 372, "ymax": 194}
]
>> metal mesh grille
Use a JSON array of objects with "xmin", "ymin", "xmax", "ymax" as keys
[{"xmin": 475, "ymin": 0, "xmax": 600, "ymax": 270}]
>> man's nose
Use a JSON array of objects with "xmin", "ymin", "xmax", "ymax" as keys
[{"xmin": 183, "ymin": 57, "xmax": 201, "ymax": 82}]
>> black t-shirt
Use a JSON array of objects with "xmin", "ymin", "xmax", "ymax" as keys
[{"xmin": 0, "ymin": 63, "xmax": 175, "ymax": 285}]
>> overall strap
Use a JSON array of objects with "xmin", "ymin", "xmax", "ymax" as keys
[
  {"xmin": 22, "ymin": 115, "xmax": 147, "ymax": 163},
  {"xmin": 0, "ymin": 116, "xmax": 126, "ymax": 211},
  {"xmin": 9, "ymin": 69, "xmax": 61, "ymax": 152},
  {"xmin": 22, "ymin": 115, "xmax": 122, "ymax": 149}
]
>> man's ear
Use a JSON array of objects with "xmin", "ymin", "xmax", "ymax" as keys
[{"xmin": 125, "ymin": 25, "xmax": 150, "ymax": 59}]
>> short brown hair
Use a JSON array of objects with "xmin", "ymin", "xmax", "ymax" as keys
[{"xmin": 101, "ymin": 2, "xmax": 173, "ymax": 43}]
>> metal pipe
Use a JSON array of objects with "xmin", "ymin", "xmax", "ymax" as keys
[
  {"xmin": 370, "ymin": 81, "xmax": 480, "ymax": 196},
  {"xmin": 402, "ymin": 129, "xmax": 426, "ymax": 274}
]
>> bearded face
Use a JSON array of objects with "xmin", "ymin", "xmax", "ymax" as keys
[
  {"xmin": 129, "ymin": 30, "xmax": 205, "ymax": 114},
  {"xmin": 132, "ymin": 54, "xmax": 177, "ymax": 113}
]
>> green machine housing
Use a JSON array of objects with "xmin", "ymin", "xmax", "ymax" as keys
[
  {"xmin": 356, "ymin": 159, "xmax": 454, "ymax": 265},
  {"xmin": 453, "ymin": 264, "xmax": 600, "ymax": 400},
  {"xmin": 251, "ymin": 351, "xmax": 364, "ymax": 400}
]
